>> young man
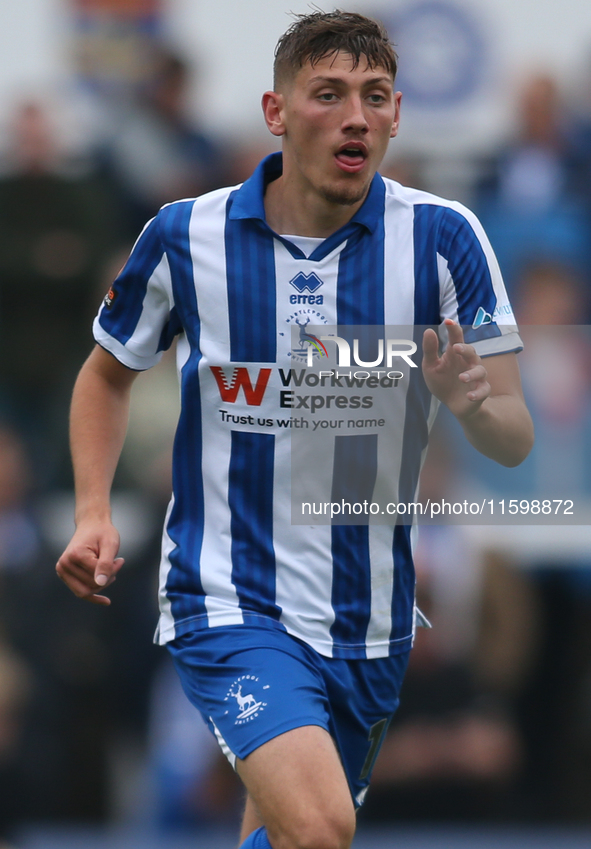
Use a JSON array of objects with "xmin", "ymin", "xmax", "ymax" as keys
[{"xmin": 56, "ymin": 11, "xmax": 533, "ymax": 849}]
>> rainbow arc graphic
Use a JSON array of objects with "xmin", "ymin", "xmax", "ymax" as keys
[{"xmin": 303, "ymin": 333, "xmax": 328, "ymax": 359}]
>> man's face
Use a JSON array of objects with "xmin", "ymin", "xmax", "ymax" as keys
[{"xmin": 267, "ymin": 52, "xmax": 401, "ymax": 207}]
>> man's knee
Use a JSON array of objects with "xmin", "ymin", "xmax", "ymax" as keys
[
  {"xmin": 268, "ymin": 805, "xmax": 356, "ymax": 849},
  {"xmin": 238, "ymin": 726, "xmax": 356, "ymax": 849}
]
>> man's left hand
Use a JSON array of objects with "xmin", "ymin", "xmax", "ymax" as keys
[{"xmin": 422, "ymin": 319, "xmax": 490, "ymax": 419}]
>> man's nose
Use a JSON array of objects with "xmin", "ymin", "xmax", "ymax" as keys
[{"xmin": 342, "ymin": 96, "xmax": 369, "ymax": 132}]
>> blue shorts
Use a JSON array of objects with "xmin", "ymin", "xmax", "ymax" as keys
[{"xmin": 167, "ymin": 625, "xmax": 410, "ymax": 806}]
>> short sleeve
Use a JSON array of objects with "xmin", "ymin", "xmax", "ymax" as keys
[
  {"xmin": 437, "ymin": 205, "xmax": 522, "ymax": 358},
  {"xmin": 93, "ymin": 212, "xmax": 180, "ymax": 370}
]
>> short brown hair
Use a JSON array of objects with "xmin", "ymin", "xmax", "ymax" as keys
[{"xmin": 273, "ymin": 10, "xmax": 397, "ymax": 90}]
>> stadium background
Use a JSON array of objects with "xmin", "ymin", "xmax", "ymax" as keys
[{"xmin": 0, "ymin": 1, "xmax": 591, "ymax": 847}]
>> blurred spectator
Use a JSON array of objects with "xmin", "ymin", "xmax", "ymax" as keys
[
  {"xmin": 0, "ymin": 425, "xmax": 40, "ymax": 575},
  {"xmin": 0, "ymin": 428, "xmax": 35, "ymax": 840},
  {"xmin": 0, "ymin": 101, "xmax": 120, "ymax": 486},
  {"xmin": 380, "ymin": 152, "xmax": 426, "ymax": 190},
  {"xmin": 0, "ymin": 424, "xmax": 54, "ymax": 827},
  {"xmin": 570, "ymin": 48, "xmax": 591, "ymax": 221},
  {"xmin": 96, "ymin": 47, "xmax": 231, "ymax": 236},
  {"xmin": 514, "ymin": 260, "xmax": 589, "ymax": 325},
  {"xmin": 225, "ymin": 140, "xmax": 280, "ymax": 187},
  {"xmin": 475, "ymin": 74, "xmax": 591, "ymax": 293},
  {"xmin": 0, "ymin": 422, "xmax": 164, "ymax": 825}
]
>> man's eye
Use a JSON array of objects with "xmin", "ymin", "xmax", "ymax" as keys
[
  {"xmin": 318, "ymin": 93, "xmax": 337, "ymax": 101},
  {"xmin": 368, "ymin": 94, "xmax": 386, "ymax": 104}
]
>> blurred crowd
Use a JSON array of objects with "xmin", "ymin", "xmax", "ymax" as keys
[{"xmin": 0, "ymin": 30, "xmax": 591, "ymax": 845}]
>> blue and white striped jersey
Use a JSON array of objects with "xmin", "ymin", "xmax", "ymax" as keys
[{"xmin": 94, "ymin": 153, "xmax": 521, "ymax": 659}]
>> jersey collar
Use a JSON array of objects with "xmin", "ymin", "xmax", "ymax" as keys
[{"xmin": 228, "ymin": 152, "xmax": 385, "ymax": 260}]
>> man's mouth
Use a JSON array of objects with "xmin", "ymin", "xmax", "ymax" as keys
[{"xmin": 335, "ymin": 143, "xmax": 368, "ymax": 172}]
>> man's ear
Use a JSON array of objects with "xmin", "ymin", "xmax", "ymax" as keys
[
  {"xmin": 390, "ymin": 91, "xmax": 402, "ymax": 139},
  {"xmin": 262, "ymin": 91, "xmax": 286, "ymax": 137}
]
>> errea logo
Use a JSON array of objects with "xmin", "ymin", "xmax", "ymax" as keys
[
  {"xmin": 289, "ymin": 272, "xmax": 324, "ymax": 305},
  {"xmin": 290, "ymin": 271, "xmax": 323, "ymax": 292}
]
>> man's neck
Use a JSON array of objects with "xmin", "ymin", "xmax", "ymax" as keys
[{"xmin": 263, "ymin": 174, "xmax": 366, "ymax": 238}]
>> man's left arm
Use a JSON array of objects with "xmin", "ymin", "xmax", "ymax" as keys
[{"xmin": 423, "ymin": 319, "xmax": 534, "ymax": 467}]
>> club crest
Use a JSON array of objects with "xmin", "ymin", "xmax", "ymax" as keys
[{"xmin": 224, "ymin": 675, "xmax": 269, "ymax": 725}]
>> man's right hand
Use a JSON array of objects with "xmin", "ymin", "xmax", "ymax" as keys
[{"xmin": 56, "ymin": 520, "xmax": 124, "ymax": 606}]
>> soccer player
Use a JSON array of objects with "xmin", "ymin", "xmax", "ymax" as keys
[{"xmin": 56, "ymin": 11, "xmax": 533, "ymax": 849}]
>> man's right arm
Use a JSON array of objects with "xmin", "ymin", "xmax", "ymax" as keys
[{"xmin": 56, "ymin": 345, "xmax": 139, "ymax": 605}]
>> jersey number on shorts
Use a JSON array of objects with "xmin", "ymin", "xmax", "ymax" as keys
[{"xmin": 359, "ymin": 718, "xmax": 389, "ymax": 781}]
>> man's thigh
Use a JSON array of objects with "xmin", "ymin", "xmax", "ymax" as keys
[{"xmin": 237, "ymin": 725, "xmax": 356, "ymax": 849}]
